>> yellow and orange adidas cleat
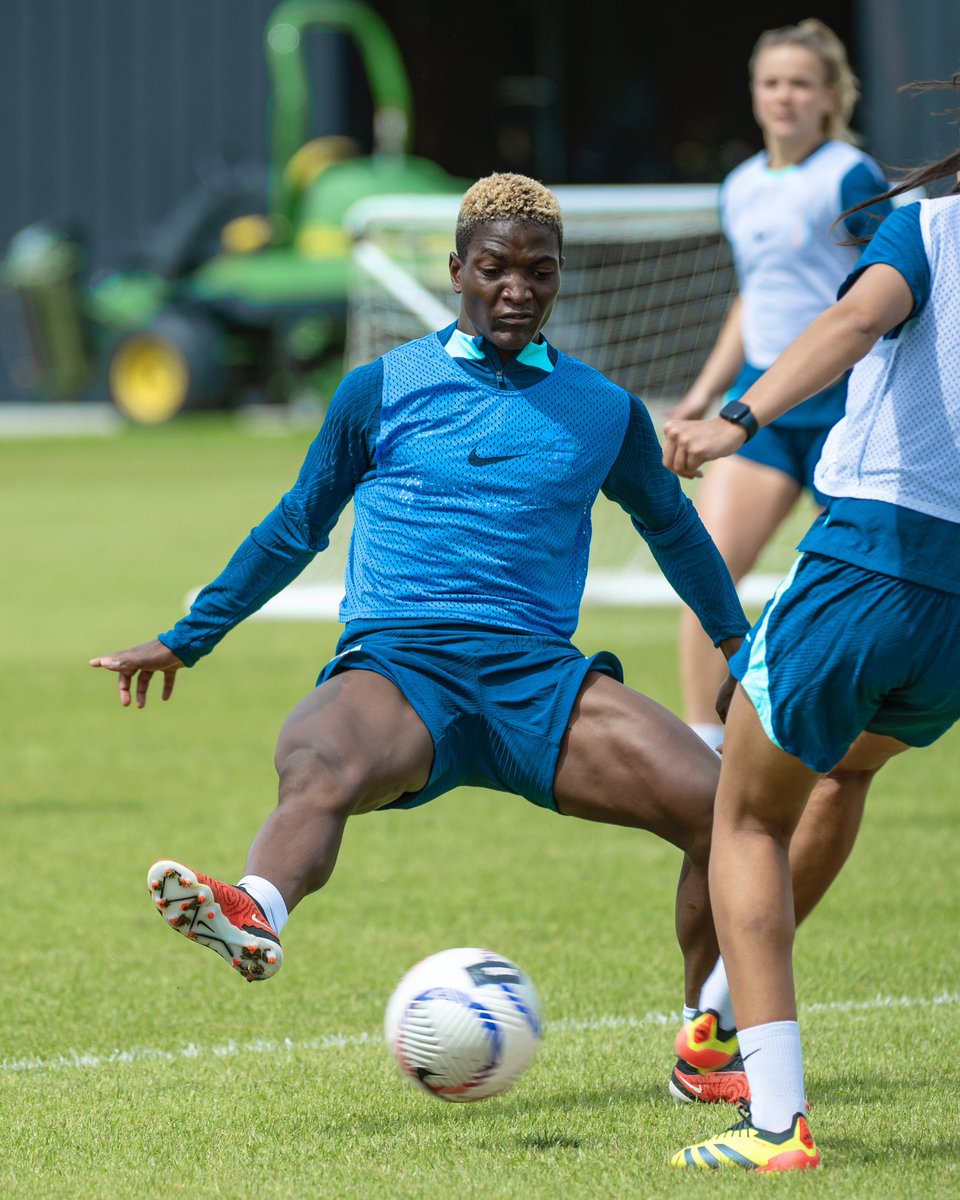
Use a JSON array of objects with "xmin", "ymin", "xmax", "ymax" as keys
[
  {"xmin": 674, "ymin": 1008, "xmax": 739, "ymax": 1071},
  {"xmin": 147, "ymin": 859, "xmax": 283, "ymax": 982},
  {"xmin": 672, "ymin": 1108, "xmax": 820, "ymax": 1172}
]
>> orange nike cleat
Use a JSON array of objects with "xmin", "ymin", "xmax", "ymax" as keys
[
  {"xmin": 147, "ymin": 859, "xmax": 283, "ymax": 982},
  {"xmin": 669, "ymin": 1053, "xmax": 750, "ymax": 1105}
]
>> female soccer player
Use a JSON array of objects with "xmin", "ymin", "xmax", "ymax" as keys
[
  {"xmin": 666, "ymin": 17, "xmax": 893, "ymax": 1113},
  {"xmin": 663, "ymin": 80, "xmax": 960, "ymax": 1171},
  {"xmin": 672, "ymin": 20, "xmax": 890, "ymax": 754},
  {"xmin": 91, "ymin": 174, "xmax": 751, "ymax": 1006}
]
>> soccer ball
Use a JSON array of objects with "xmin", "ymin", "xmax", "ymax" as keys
[{"xmin": 384, "ymin": 947, "xmax": 543, "ymax": 1102}]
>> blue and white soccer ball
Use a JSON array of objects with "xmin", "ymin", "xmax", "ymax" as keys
[{"xmin": 385, "ymin": 947, "xmax": 543, "ymax": 1101}]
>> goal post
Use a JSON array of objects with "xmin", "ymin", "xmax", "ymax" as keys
[{"xmin": 343, "ymin": 184, "xmax": 736, "ymax": 405}]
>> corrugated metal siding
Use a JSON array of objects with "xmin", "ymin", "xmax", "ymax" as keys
[
  {"xmin": 2, "ymin": 0, "xmax": 957, "ymax": 403},
  {"xmin": 858, "ymin": 0, "xmax": 960, "ymax": 174},
  {"xmin": 1, "ymin": 0, "xmax": 277, "ymax": 267},
  {"xmin": 0, "ymin": 0, "xmax": 351, "ymax": 399}
]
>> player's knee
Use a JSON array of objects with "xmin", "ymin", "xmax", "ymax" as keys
[
  {"xmin": 274, "ymin": 740, "xmax": 360, "ymax": 816},
  {"xmin": 680, "ymin": 797, "xmax": 715, "ymax": 866}
]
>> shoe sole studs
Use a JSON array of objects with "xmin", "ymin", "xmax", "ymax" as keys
[{"xmin": 146, "ymin": 859, "xmax": 282, "ymax": 983}]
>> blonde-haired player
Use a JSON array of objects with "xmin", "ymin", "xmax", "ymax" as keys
[
  {"xmin": 675, "ymin": 20, "xmax": 890, "ymax": 753},
  {"xmin": 665, "ymin": 17, "xmax": 894, "ymax": 1108},
  {"xmin": 665, "ymin": 78, "xmax": 960, "ymax": 1171},
  {"xmin": 92, "ymin": 174, "xmax": 750, "ymax": 1014}
]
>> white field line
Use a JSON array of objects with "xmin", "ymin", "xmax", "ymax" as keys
[{"xmin": 5, "ymin": 991, "xmax": 958, "ymax": 1076}]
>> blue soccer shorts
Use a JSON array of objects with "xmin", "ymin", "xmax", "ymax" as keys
[
  {"xmin": 725, "ymin": 365, "xmax": 840, "ymax": 502},
  {"xmin": 315, "ymin": 623, "xmax": 623, "ymax": 811},
  {"xmin": 730, "ymin": 553, "xmax": 960, "ymax": 773},
  {"xmin": 735, "ymin": 423, "xmax": 833, "ymax": 504}
]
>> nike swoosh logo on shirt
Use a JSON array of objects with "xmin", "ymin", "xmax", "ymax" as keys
[{"xmin": 468, "ymin": 449, "xmax": 525, "ymax": 467}]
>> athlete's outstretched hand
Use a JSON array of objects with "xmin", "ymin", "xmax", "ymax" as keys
[
  {"xmin": 89, "ymin": 639, "xmax": 185, "ymax": 708},
  {"xmin": 662, "ymin": 416, "xmax": 748, "ymax": 479}
]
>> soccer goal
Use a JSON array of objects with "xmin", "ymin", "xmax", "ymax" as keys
[
  {"xmin": 343, "ymin": 185, "xmax": 734, "ymax": 401},
  {"xmin": 250, "ymin": 185, "xmax": 796, "ymax": 622}
]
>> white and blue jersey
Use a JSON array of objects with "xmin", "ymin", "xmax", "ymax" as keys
[
  {"xmin": 730, "ymin": 197, "xmax": 960, "ymax": 771},
  {"xmin": 159, "ymin": 324, "xmax": 749, "ymax": 666},
  {"xmin": 722, "ymin": 139, "xmax": 890, "ymax": 427},
  {"xmin": 804, "ymin": 198, "xmax": 960, "ymax": 594}
]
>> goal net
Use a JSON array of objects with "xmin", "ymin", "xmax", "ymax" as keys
[
  {"xmin": 343, "ymin": 185, "xmax": 734, "ymax": 402},
  {"xmin": 251, "ymin": 185, "xmax": 799, "ymax": 623}
]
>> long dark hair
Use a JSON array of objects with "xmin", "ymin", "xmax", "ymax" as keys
[{"xmin": 840, "ymin": 75, "xmax": 960, "ymax": 242}]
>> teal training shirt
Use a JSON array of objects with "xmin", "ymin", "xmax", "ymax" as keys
[{"xmin": 160, "ymin": 326, "xmax": 749, "ymax": 664}]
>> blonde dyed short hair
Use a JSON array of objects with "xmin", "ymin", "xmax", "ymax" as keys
[{"xmin": 455, "ymin": 172, "xmax": 563, "ymax": 257}]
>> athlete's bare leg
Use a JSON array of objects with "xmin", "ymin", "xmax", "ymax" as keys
[
  {"xmin": 679, "ymin": 455, "xmax": 871, "ymax": 961},
  {"xmin": 246, "ymin": 669, "xmax": 434, "ymax": 911},
  {"xmin": 711, "ymin": 685, "xmax": 908, "ymax": 1029},
  {"xmin": 789, "ymin": 768, "xmax": 870, "ymax": 922},
  {"xmin": 680, "ymin": 455, "xmax": 800, "ymax": 728},
  {"xmin": 554, "ymin": 671, "xmax": 885, "ymax": 1009}
]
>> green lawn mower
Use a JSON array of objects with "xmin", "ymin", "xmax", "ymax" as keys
[{"xmin": 2, "ymin": 0, "xmax": 464, "ymax": 423}]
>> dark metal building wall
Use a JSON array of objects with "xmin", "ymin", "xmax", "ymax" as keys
[
  {"xmin": 0, "ymin": 0, "xmax": 350, "ymax": 399},
  {"xmin": 2, "ymin": 0, "xmax": 957, "ymax": 402},
  {"xmin": 857, "ymin": 0, "xmax": 960, "ymax": 174},
  {"xmin": 0, "ymin": 0, "xmax": 281, "ymax": 274}
]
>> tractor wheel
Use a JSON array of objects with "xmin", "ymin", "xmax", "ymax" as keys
[{"xmin": 108, "ymin": 310, "xmax": 227, "ymax": 423}]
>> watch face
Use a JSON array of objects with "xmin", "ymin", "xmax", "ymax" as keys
[{"xmin": 718, "ymin": 400, "xmax": 757, "ymax": 439}]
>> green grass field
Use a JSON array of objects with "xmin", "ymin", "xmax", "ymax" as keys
[{"xmin": 3, "ymin": 419, "xmax": 958, "ymax": 1199}]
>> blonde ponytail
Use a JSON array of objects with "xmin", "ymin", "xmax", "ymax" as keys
[{"xmin": 749, "ymin": 19, "xmax": 861, "ymax": 143}]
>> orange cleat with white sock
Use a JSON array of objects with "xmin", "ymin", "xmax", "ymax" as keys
[{"xmin": 147, "ymin": 859, "xmax": 283, "ymax": 982}]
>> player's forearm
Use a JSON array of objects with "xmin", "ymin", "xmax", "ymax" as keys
[
  {"xmin": 159, "ymin": 531, "xmax": 314, "ymax": 666},
  {"xmin": 737, "ymin": 263, "xmax": 915, "ymax": 428},
  {"xmin": 158, "ymin": 494, "xmax": 327, "ymax": 665},
  {"xmin": 735, "ymin": 305, "xmax": 880, "ymax": 428}
]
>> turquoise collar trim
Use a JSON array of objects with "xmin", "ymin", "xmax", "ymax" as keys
[
  {"xmin": 445, "ymin": 327, "xmax": 486, "ymax": 361},
  {"xmin": 518, "ymin": 336, "xmax": 554, "ymax": 372},
  {"xmin": 444, "ymin": 326, "xmax": 555, "ymax": 372}
]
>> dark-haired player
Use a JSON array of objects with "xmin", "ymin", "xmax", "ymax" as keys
[{"xmin": 93, "ymin": 172, "xmax": 746, "ymax": 1007}]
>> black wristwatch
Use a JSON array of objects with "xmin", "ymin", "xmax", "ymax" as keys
[{"xmin": 718, "ymin": 399, "xmax": 759, "ymax": 441}]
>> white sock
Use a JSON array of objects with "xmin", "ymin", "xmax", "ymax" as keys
[
  {"xmin": 682, "ymin": 1004, "xmax": 698, "ymax": 1023},
  {"xmin": 737, "ymin": 1020, "xmax": 805, "ymax": 1133},
  {"xmin": 690, "ymin": 723, "xmax": 724, "ymax": 753},
  {"xmin": 697, "ymin": 958, "xmax": 735, "ymax": 1029},
  {"xmin": 236, "ymin": 874, "xmax": 289, "ymax": 935}
]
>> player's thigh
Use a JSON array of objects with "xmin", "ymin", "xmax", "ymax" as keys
[
  {"xmin": 716, "ymin": 684, "xmax": 821, "ymax": 838},
  {"xmin": 831, "ymin": 730, "xmax": 910, "ymax": 773},
  {"xmin": 553, "ymin": 672, "xmax": 720, "ymax": 849},
  {"xmin": 696, "ymin": 454, "xmax": 802, "ymax": 578},
  {"xmin": 276, "ymin": 668, "xmax": 435, "ymax": 812}
]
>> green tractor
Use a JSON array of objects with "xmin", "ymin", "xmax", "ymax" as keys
[{"xmin": 2, "ymin": 0, "xmax": 464, "ymax": 423}]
